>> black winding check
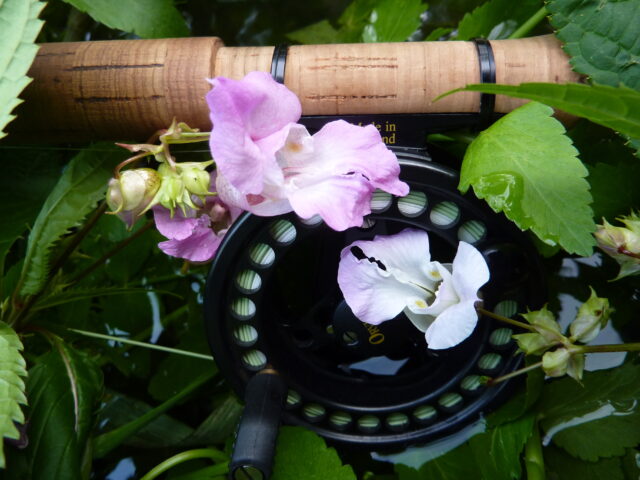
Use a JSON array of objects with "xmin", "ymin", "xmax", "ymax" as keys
[
  {"xmin": 472, "ymin": 38, "xmax": 497, "ymax": 128},
  {"xmin": 270, "ymin": 44, "xmax": 289, "ymax": 84}
]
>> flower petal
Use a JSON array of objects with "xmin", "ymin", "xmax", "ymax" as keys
[
  {"xmin": 338, "ymin": 246, "xmax": 424, "ymax": 325},
  {"xmin": 288, "ymin": 173, "xmax": 374, "ymax": 231},
  {"xmin": 215, "ymin": 171, "xmax": 292, "ymax": 217},
  {"xmin": 350, "ymin": 229, "xmax": 435, "ymax": 288},
  {"xmin": 425, "ymin": 300, "xmax": 479, "ymax": 350},
  {"xmin": 152, "ymin": 206, "xmax": 198, "ymax": 241},
  {"xmin": 157, "ymin": 216, "xmax": 222, "ymax": 262},
  {"xmin": 310, "ymin": 120, "xmax": 409, "ymax": 196},
  {"xmin": 207, "ymin": 71, "xmax": 299, "ymax": 194},
  {"xmin": 451, "ymin": 241, "xmax": 490, "ymax": 301}
]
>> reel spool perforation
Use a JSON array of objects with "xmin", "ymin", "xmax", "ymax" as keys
[{"xmin": 205, "ymin": 152, "xmax": 545, "ymax": 447}]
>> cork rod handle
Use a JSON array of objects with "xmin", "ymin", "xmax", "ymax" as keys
[{"xmin": 13, "ymin": 35, "xmax": 578, "ymax": 141}]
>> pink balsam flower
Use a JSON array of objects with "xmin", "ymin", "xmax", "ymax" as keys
[
  {"xmin": 337, "ymin": 229, "xmax": 490, "ymax": 350},
  {"xmin": 207, "ymin": 71, "xmax": 408, "ymax": 231},
  {"xmin": 153, "ymin": 175, "xmax": 241, "ymax": 262}
]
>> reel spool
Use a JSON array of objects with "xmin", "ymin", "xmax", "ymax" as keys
[{"xmin": 204, "ymin": 148, "xmax": 546, "ymax": 477}]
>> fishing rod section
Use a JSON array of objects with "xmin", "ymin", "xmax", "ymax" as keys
[{"xmin": 10, "ymin": 35, "xmax": 578, "ymax": 142}]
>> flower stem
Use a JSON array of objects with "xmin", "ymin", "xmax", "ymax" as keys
[
  {"xmin": 139, "ymin": 449, "xmax": 228, "ymax": 480},
  {"xmin": 581, "ymin": 343, "xmax": 640, "ymax": 353},
  {"xmin": 524, "ymin": 421, "xmax": 545, "ymax": 480},
  {"xmin": 477, "ymin": 307, "xmax": 536, "ymax": 332},
  {"xmin": 508, "ymin": 6, "xmax": 548, "ymax": 39},
  {"xmin": 486, "ymin": 361, "xmax": 543, "ymax": 386},
  {"xmin": 114, "ymin": 152, "xmax": 152, "ymax": 178}
]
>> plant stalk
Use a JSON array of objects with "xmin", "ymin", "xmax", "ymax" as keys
[
  {"xmin": 140, "ymin": 449, "xmax": 228, "ymax": 480},
  {"xmin": 508, "ymin": 6, "xmax": 548, "ymax": 40},
  {"xmin": 487, "ymin": 361, "xmax": 543, "ymax": 386},
  {"xmin": 477, "ymin": 307, "xmax": 536, "ymax": 332},
  {"xmin": 581, "ymin": 343, "xmax": 640, "ymax": 353},
  {"xmin": 524, "ymin": 421, "xmax": 546, "ymax": 480}
]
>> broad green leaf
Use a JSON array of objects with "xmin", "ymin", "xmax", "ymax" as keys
[
  {"xmin": 361, "ymin": 0, "xmax": 427, "ymax": 43},
  {"xmin": 455, "ymin": 0, "xmax": 541, "ymax": 40},
  {"xmin": 538, "ymin": 362, "xmax": 640, "ymax": 461},
  {"xmin": 459, "ymin": 101, "xmax": 596, "ymax": 256},
  {"xmin": 0, "ymin": 0, "xmax": 45, "ymax": 138},
  {"xmin": 622, "ymin": 448, "xmax": 640, "ymax": 479},
  {"xmin": 61, "ymin": 0, "xmax": 188, "ymax": 39},
  {"xmin": 287, "ymin": 19, "xmax": 342, "ymax": 44},
  {"xmin": 338, "ymin": 0, "xmax": 379, "ymax": 41},
  {"xmin": 97, "ymin": 390, "xmax": 194, "ymax": 448},
  {"xmin": 449, "ymin": 83, "xmax": 640, "ymax": 140},
  {"xmin": 588, "ymin": 161, "xmax": 640, "ymax": 220},
  {"xmin": 16, "ymin": 145, "xmax": 120, "ymax": 297},
  {"xmin": 468, "ymin": 414, "xmax": 535, "ymax": 480},
  {"xmin": 271, "ymin": 426, "xmax": 356, "ymax": 480},
  {"xmin": 395, "ymin": 444, "xmax": 477, "ymax": 480},
  {"xmin": 544, "ymin": 444, "xmax": 625, "ymax": 480},
  {"xmin": 547, "ymin": 0, "xmax": 640, "ymax": 90},
  {"xmin": 425, "ymin": 27, "xmax": 453, "ymax": 41},
  {"xmin": 488, "ymin": 360, "xmax": 544, "ymax": 427},
  {"xmin": 0, "ymin": 321, "xmax": 26, "ymax": 469},
  {"xmin": 5, "ymin": 340, "xmax": 103, "ymax": 479}
]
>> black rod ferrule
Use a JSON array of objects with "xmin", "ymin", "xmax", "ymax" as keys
[{"xmin": 270, "ymin": 44, "xmax": 289, "ymax": 84}]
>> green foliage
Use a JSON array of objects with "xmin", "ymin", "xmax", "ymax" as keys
[
  {"xmin": 459, "ymin": 101, "xmax": 595, "ymax": 256},
  {"xmin": 288, "ymin": 0, "xmax": 425, "ymax": 44},
  {"xmin": 361, "ymin": 0, "xmax": 427, "ymax": 42},
  {"xmin": 449, "ymin": 82, "xmax": 640, "ymax": 140},
  {"xmin": 0, "ymin": 321, "xmax": 26, "ymax": 469},
  {"xmin": 0, "ymin": 0, "xmax": 45, "ymax": 138},
  {"xmin": 544, "ymin": 444, "xmax": 625, "ymax": 480},
  {"xmin": 396, "ymin": 415, "xmax": 535, "ymax": 480},
  {"xmin": 488, "ymin": 361, "xmax": 544, "ymax": 427},
  {"xmin": 538, "ymin": 362, "xmax": 640, "ymax": 461},
  {"xmin": 588, "ymin": 161, "xmax": 640, "ymax": 220},
  {"xmin": 16, "ymin": 145, "xmax": 120, "ymax": 297},
  {"xmin": 60, "ymin": 0, "xmax": 188, "ymax": 39},
  {"xmin": 5, "ymin": 339, "xmax": 103, "ymax": 479},
  {"xmin": 547, "ymin": 0, "xmax": 640, "ymax": 90},
  {"xmin": 455, "ymin": 0, "xmax": 541, "ymax": 40},
  {"xmin": 271, "ymin": 426, "xmax": 356, "ymax": 480},
  {"xmin": 31, "ymin": 287, "xmax": 158, "ymax": 312}
]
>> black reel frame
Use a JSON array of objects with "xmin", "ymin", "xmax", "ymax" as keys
[{"xmin": 203, "ymin": 40, "xmax": 546, "ymax": 479}]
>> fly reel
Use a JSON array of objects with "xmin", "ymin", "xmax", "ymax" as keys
[{"xmin": 204, "ymin": 147, "xmax": 546, "ymax": 478}]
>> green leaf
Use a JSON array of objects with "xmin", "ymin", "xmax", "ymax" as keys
[
  {"xmin": 538, "ymin": 362, "xmax": 640, "ymax": 461},
  {"xmin": 5, "ymin": 339, "xmax": 103, "ymax": 479},
  {"xmin": 271, "ymin": 426, "xmax": 356, "ymax": 480},
  {"xmin": 547, "ymin": 0, "xmax": 640, "ymax": 90},
  {"xmin": 361, "ymin": 0, "xmax": 426, "ymax": 42},
  {"xmin": 456, "ymin": 0, "xmax": 542, "ymax": 40},
  {"xmin": 468, "ymin": 415, "xmax": 535, "ymax": 480},
  {"xmin": 0, "ymin": 150, "xmax": 65, "ymax": 274},
  {"xmin": 544, "ymin": 444, "xmax": 625, "ymax": 480},
  {"xmin": 287, "ymin": 19, "xmax": 342, "ymax": 44},
  {"xmin": 0, "ymin": 0, "xmax": 45, "ymax": 138},
  {"xmin": 0, "ymin": 321, "xmax": 27, "ymax": 469},
  {"xmin": 395, "ymin": 444, "xmax": 477, "ymax": 480},
  {"xmin": 448, "ymin": 82, "xmax": 640, "ymax": 140},
  {"xmin": 588, "ymin": 161, "xmax": 640, "ymax": 220},
  {"xmin": 60, "ymin": 0, "xmax": 189, "ymax": 39},
  {"xmin": 17, "ymin": 145, "xmax": 120, "ymax": 297},
  {"xmin": 459, "ymin": 101, "xmax": 596, "ymax": 256}
]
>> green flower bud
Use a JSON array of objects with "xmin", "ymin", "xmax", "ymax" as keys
[
  {"xmin": 521, "ymin": 306, "xmax": 565, "ymax": 344},
  {"xmin": 595, "ymin": 215, "xmax": 640, "ymax": 280},
  {"xmin": 570, "ymin": 288, "xmax": 612, "ymax": 343},
  {"xmin": 106, "ymin": 168, "xmax": 161, "ymax": 227},
  {"xmin": 566, "ymin": 351, "xmax": 585, "ymax": 382},
  {"xmin": 178, "ymin": 161, "xmax": 213, "ymax": 197},
  {"xmin": 542, "ymin": 348, "xmax": 570, "ymax": 377},
  {"xmin": 513, "ymin": 332, "xmax": 554, "ymax": 356}
]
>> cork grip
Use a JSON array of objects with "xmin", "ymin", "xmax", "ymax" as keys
[{"xmin": 12, "ymin": 35, "xmax": 578, "ymax": 141}]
